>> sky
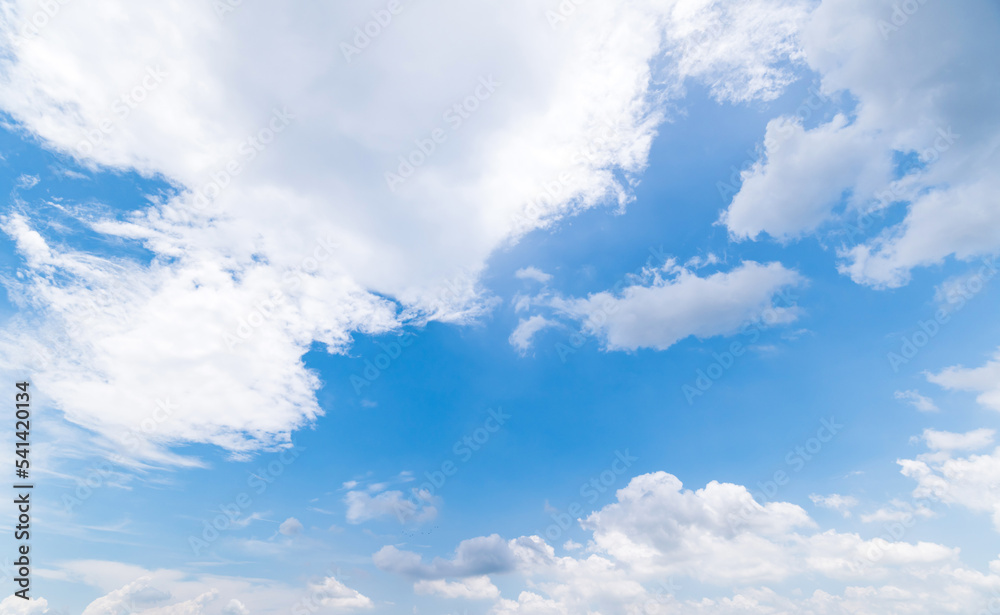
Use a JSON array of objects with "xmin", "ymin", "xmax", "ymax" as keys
[{"xmin": 0, "ymin": 0, "xmax": 999, "ymax": 613}]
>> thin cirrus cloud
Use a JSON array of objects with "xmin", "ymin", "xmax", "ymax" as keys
[{"xmin": 0, "ymin": 0, "xmax": 813, "ymax": 463}]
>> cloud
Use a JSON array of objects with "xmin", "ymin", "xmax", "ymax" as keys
[
  {"xmin": 377, "ymin": 470, "xmax": 983, "ymax": 614},
  {"xmin": 303, "ymin": 577, "xmax": 373, "ymax": 612},
  {"xmin": 809, "ymin": 493, "xmax": 858, "ymax": 517},
  {"xmin": 413, "ymin": 575, "xmax": 500, "ymax": 600},
  {"xmin": 927, "ymin": 349, "xmax": 1000, "ymax": 412},
  {"xmin": 508, "ymin": 315, "xmax": 558, "ymax": 353},
  {"xmin": 720, "ymin": 0, "xmax": 1000, "ymax": 288},
  {"xmin": 373, "ymin": 534, "xmax": 517, "ymax": 579},
  {"xmin": 894, "ymin": 389, "xmax": 939, "ymax": 413},
  {"xmin": 0, "ymin": 596, "xmax": 48, "ymax": 615},
  {"xmin": 0, "ymin": 0, "xmax": 814, "ymax": 462},
  {"xmin": 51, "ymin": 561, "xmax": 372, "ymax": 615},
  {"xmin": 278, "ymin": 517, "xmax": 303, "ymax": 536},
  {"xmin": 514, "ymin": 266, "xmax": 552, "ymax": 284},
  {"xmin": 344, "ymin": 488, "xmax": 437, "ymax": 525},
  {"xmin": 548, "ymin": 261, "xmax": 803, "ymax": 351},
  {"xmin": 900, "ymin": 442, "xmax": 1000, "ymax": 530},
  {"xmin": 222, "ymin": 600, "xmax": 249, "ymax": 615},
  {"xmin": 918, "ymin": 428, "xmax": 995, "ymax": 452}
]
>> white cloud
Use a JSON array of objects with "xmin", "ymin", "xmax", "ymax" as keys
[
  {"xmin": 414, "ymin": 575, "xmax": 500, "ymax": 600},
  {"xmin": 927, "ymin": 349, "xmax": 1000, "ymax": 412},
  {"xmin": 374, "ymin": 535, "xmax": 517, "ymax": 579},
  {"xmin": 0, "ymin": 0, "xmax": 814, "ymax": 462},
  {"xmin": 222, "ymin": 600, "xmax": 249, "ymax": 615},
  {"xmin": 344, "ymin": 488, "xmax": 437, "ymax": 525},
  {"xmin": 51, "ymin": 561, "xmax": 372, "ymax": 615},
  {"xmin": 809, "ymin": 493, "xmax": 858, "ymax": 517},
  {"xmin": 548, "ymin": 261, "xmax": 803, "ymax": 351},
  {"xmin": 508, "ymin": 315, "xmax": 558, "ymax": 354},
  {"xmin": 514, "ymin": 267, "xmax": 552, "ymax": 284},
  {"xmin": 900, "ymin": 443, "xmax": 1000, "ymax": 530},
  {"xmin": 894, "ymin": 389, "xmax": 939, "ymax": 413},
  {"xmin": 278, "ymin": 517, "xmax": 303, "ymax": 536},
  {"xmin": 721, "ymin": 0, "xmax": 1000, "ymax": 288},
  {"xmin": 376, "ymin": 470, "xmax": 991, "ymax": 614},
  {"xmin": 304, "ymin": 576, "xmax": 373, "ymax": 612},
  {"xmin": 918, "ymin": 428, "xmax": 995, "ymax": 452},
  {"xmin": 0, "ymin": 596, "xmax": 48, "ymax": 615},
  {"xmin": 722, "ymin": 113, "xmax": 887, "ymax": 241}
]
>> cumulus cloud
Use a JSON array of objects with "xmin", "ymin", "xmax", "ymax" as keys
[
  {"xmin": 721, "ymin": 0, "xmax": 1000, "ymax": 288},
  {"xmin": 900, "ymin": 443, "xmax": 1000, "ymax": 530},
  {"xmin": 547, "ymin": 261, "xmax": 803, "ymax": 351},
  {"xmin": 377, "ymin": 470, "xmax": 983, "ymax": 614}
]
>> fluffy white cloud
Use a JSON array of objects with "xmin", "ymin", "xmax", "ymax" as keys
[
  {"xmin": 377, "ymin": 470, "xmax": 995, "ymax": 614},
  {"xmin": 722, "ymin": 0, "xmax": 1000, "ymax": 288},
  {"xmin": 414, "ymin": 575, "xmax": 500, "ymax": 600},
  {"xmin": 0, "ymin": 596, "xmax": 48, "ymax": 615},
  {"xmin": 900, "ymin": 444, "xmax": 1000, "ymax": 531},
  {"xmin": 894, "ymin": 389, "xmax": 939, "ymax": 413},
  {"xmin": 509, "ymin": 315, "xmax": 558, "ymax": 353},
  {"xmin": 545, "ymin": 261, "xmax": 803, "ymax": 351},
  {"xmin": 0, "ymin": 0, "xmax": 815, "ymax": 462},
  {"xmin": 927, "ymin": 349, "xmax": 1000, "ymax": 412}
]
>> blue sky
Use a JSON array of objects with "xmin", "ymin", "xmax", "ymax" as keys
[{"xmin": 1, "ymin": 0, "xmax": 1000, "ymax": 613}]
